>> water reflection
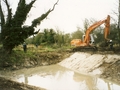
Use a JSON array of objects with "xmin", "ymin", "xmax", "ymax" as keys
[{"xmin": 0, "ymin": 65, "xmax": 120, "ymax": 90}]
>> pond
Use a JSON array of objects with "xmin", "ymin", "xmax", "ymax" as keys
[{"xmin": 0, "ymin": 65, "xmax": 120, "ymax": 90}]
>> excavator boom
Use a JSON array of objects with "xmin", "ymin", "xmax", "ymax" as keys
[
  {"xmin": 83, "ymin": 15, "xmax": 110, "ymax": 45},
  {"xmin": 104, "ymin": 15, "xmax": 110, "ymax": 41}
]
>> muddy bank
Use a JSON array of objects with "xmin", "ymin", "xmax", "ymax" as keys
[
  {"xmin": 101, "ymin": 60, "xmax": 120, "ymax": 83},
  {"xmin": 0, "ymin": 77, "xmax": 45, "ymax": 90},
  {"xmin": 0, "ymin": 51, "xmax": 72, "ymax": 70},
  {"xmin": 0, "ymin": 51, "xmax": 72, "ymax": 90},
  {"xmin": 59, "ymin": 51, "xmax": 120, "ymax": 84},
  {"xmin": 0, "ymin": 50, "xmax": 120, "ymax": 89}
]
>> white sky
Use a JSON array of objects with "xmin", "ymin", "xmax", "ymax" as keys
[{"xmin": 9, "ymin": 0, "xmax": 119, "ymax": 33}]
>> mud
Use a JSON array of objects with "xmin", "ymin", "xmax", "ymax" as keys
[
  {"xmin": 0, "ymin": 51, "xmax": 72, "ymax": 70},
  {"xmin": 0, "ymin": 51, "xmax": 120, "ymax": 89},
  {"xmin": 59, "ymin": 51, "xmax": 120, "ymax": 85},
  {"xmin": 0, "ymin": 77, "xmax": 45, "ymax": 90},
  {"xmin": 0, "ymin": 51, "xmax": 72, "ymax": 90}
]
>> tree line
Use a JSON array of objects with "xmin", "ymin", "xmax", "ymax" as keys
[
  {"xmin": 0, "ymin": 0, "xmax": 119, "ymax": 54},
  {"xmin": 25, "ymin": 22, "xmax": 118, "ymax": 48}
]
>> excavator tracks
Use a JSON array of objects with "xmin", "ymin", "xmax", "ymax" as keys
[{"xmin": 72, "ymin": 46, "xmax": 98, "ymax": 52}]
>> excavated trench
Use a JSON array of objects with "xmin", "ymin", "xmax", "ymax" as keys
[
  {"xmin": 1, "ymin": 64, "xmax": 120, "ymax": 90},
  {"xmin": 0, "ymin": 51, "xmax": 120, "ymax": 90},
  {"xmin": 59, "ymin": 52, "xmax": 118, "ymax": 74},
  {"xmin": 58, "ymin": 52, "xmax": 120, "ymax": 84}
]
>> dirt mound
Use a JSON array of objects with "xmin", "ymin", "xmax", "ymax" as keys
[{"xmin": 59, "ymin": 52, "xmax": 120, "ymax": 84}]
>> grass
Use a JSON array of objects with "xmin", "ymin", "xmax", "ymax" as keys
[
  {"xmin": 0, "ymin": 44, "xmax": 71, "ymax": 68},
  {"xmin": 0, "ymin": 44, "xmax": 2, "ymax": 48},
  {"xmin": 14, "ymin": 44, "xmax": 71, "ymax": 53}
]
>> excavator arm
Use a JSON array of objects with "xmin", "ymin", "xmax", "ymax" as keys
[
  {"xmin": 83, "ymin": 15, "xmax": 110, "ymax": 45},
  {"xmin": 104, "ymin": 15, "xmax": 110, "ymax": 41}
]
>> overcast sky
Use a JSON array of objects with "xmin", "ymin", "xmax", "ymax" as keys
[{"xmin": 8, "ymin": 0, "xmax": 119, "ymax": 33}]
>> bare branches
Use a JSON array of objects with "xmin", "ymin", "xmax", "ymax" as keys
[
  {"xmin": 32, "ymin": 0, "xmax": 59, "ymax": 27},
  {"xmin": 50, "ymin": 0, "xmax": 59, "ymax": 12}
]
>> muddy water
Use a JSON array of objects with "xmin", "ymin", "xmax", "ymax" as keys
[{"xmin": 0, "ymin": 65, "xmax": 120, "ymax": 90}]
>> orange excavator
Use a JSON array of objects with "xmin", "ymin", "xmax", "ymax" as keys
[{"xmin": 71, "ymin": 15, "xmax": 111, "ymax": 51}]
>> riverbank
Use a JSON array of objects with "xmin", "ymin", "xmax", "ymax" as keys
[
  {"xmin": 0, "ymin": 49, "xmax": 71, "ymax": 70},
  {"xmin": 0, "ymin": 50, "xmax": 120, "ymax": 89},
  {"xmin": 0, "ymin": 49, "xmax": 72, "ymax": 90},
  {"xmin": 59, "ymin": 51, "xmax": 120, "ymax": 85},
  {"xmin": 0, "ymin": 77, "xmax": 45, "ymax": 90}
]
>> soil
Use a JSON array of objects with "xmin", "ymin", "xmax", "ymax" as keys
[
  {"xmin": 59, "ymin": 50, "xmax": 120, "ymax": 85},
  {"xmin": 0, "ymin": 77, "xmax": 45, "ymax": 90},
  {"xmin": 0, "ymin": 50, "xmax": 72, "ymax": 90},
  {"xmin": 100, "ymin": 60, "xmax": 120, "ymax": 84},
  {"xmin": 0, "ymin": 50, "xmax": 120, "ymax": 89}
]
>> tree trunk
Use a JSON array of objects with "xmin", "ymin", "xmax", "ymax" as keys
[
  {"xmin": 0, "ymin": 0, "xmax": 59, "ymax": 54},
  {"xmin": 118, "ymin": 0, "xmax": 120, "ymax": 46}
]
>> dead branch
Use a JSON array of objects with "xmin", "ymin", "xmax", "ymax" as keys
[{"xmin": 50, "ymin": 0, "xmax": 59, "ymax": 12}]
